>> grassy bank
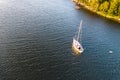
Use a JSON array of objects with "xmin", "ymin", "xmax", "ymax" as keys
[{"xmin": 72, "ymin": 0, "xmax": 120, "ymax": 23}]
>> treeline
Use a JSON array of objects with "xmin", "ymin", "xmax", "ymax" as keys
[{"xmin": 77, "ymin": 0, "xmax": 120, "ymax": 17}]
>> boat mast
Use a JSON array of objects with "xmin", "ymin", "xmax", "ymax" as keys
[{"xmin": 77, "ymin": 20, "xmax": 82, "ymax": 41}]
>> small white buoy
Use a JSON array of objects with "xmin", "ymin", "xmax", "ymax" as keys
[{"xmin": 109, "ymin": 51, "xmax": 113, "ymax": 53}]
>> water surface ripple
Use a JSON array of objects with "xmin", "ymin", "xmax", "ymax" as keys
[{"xmin": 0, "ymin": 0, "xmax": 120, "ymax": 80}]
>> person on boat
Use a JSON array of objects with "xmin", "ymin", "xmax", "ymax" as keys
[{"xmin": 78, "ymin": 47, "xmax": 81, "ymax": 50}]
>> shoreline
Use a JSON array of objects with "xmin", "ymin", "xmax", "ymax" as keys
[{"xmin": 72, "ymin": 0, "xmax": 120, "ymax": 23}]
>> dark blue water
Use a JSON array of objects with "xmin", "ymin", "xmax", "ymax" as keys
[{"xmin": 0, "ymin": 0, "xmax": 120, "ymax": 80}]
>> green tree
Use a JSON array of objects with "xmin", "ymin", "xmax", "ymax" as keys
[
  {"xmin": 108, "ymin": 0, "xmax": 120, "ymax": 16},
  {"xmin": 99, "ymin": 1, "xmax": 109, "ymax": 13}
]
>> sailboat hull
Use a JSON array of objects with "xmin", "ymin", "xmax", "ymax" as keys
[
  {"xmin": 72, "ymin": 38, "xmax": 84, "ymax": 53},
  {"xmin": 72, "ymin": 43, "xmax": 83, "ymax": 53}
]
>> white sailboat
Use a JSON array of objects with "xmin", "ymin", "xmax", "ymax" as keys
[{"xmin": 72, "ymin": 20, "xmax": 84, "ymax": 53}]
